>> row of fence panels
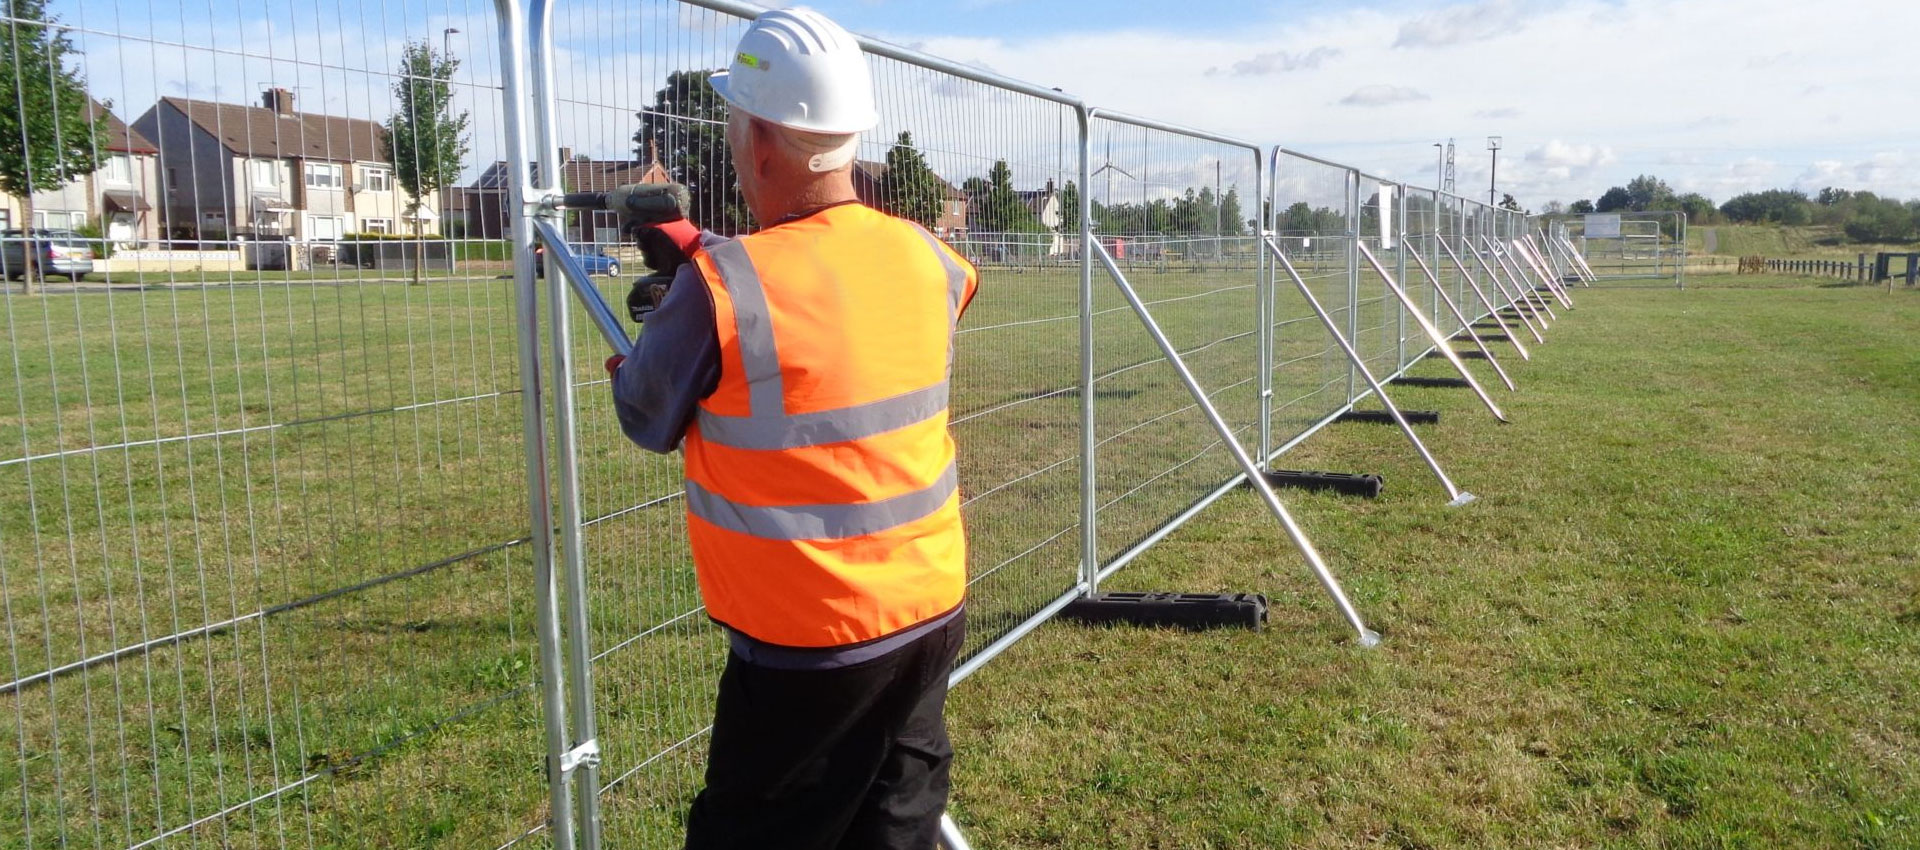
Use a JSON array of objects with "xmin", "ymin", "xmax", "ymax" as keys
[{"xmin": 0, "ymin": 0, "xmax": 1581, "ymax": 844}]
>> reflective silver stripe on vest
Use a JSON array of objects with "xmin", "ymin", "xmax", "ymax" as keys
[
  {"xmin": 698, "ymin": 381, "xmax": 950, "ymax": 450},
  {"xmin": 707, "ymin": 238, "xmax": 785, "ymax": 416},
  {"xmin": 696, "ymin": 219, "xmax": 967, "ymax": 451},
  {"xmin": 685, "ymin": 463, "xmax": 959, "ymax": 541},
  {"xmin": 910, "ymin": 224, "xmax": 970, "ymax": 326}
]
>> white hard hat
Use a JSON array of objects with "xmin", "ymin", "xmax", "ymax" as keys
[{"xmin": 709, "ymin": 6, "xmax": 878, "ymax": 135}]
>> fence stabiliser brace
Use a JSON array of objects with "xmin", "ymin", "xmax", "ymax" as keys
[
  {"xmin": 1061, "ymin": 592, "xmax": 1269, "ymax": 631},
  {"xmin": 1338, "ymin": 409, "xmax": 1439, "ymax": 425},
  {"xmin": 1258, "ymin": 470, "xmax": 1385, "ymax": 499}
]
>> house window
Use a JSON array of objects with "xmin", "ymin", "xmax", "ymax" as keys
[
  {"xmin": 249, "ymin": 159, "xmax": 279, "ymax": 188},
  {"xmin": 305, "ymin": 162, "xmax": 344, "ymax": 190},
  {"xmin": 361, "ymin": 167, "xmax": 391, "ymax": 192},
  {"xmin": 166, "ymin": 167, "xmax": 179, "ymax": 192},
  {"xmin": 101, "ymin": 154, "xmax": 134, "ymax": 185},
  {"xmin": 307, "ymin": 214, "xmax": 343, "ymax": 241},
  {"xmin": 363, "ymin": 218, "xmax": 392, "ymax": 234},
  {"xmin": 0, "ymin": 210, "xmax": 9, "ymax": 229}
]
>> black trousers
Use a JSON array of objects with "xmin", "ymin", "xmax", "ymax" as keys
[{"xmin": 684, "ymin": 615, "xmax": 966, "ymax": 850}]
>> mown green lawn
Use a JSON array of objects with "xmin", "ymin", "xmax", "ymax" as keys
[{"xmin": 948, "ymin": 277, "xmax": 1920, "ymax": 848}]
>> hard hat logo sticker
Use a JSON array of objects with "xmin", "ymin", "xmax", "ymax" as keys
[{"xmin": 737, "ymin": 52, "xmax": 768, "ymax": 70}]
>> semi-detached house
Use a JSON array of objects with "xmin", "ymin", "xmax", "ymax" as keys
[
  {"xmin": 0, "ymin": 100, "xmax": 161, "ymax": 245},
  {"xmin": 133, "ymin": 88, "xmax": 438, "ymax": 241}
]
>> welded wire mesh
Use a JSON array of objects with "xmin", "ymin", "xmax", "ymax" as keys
[
  {"xmin": 1083, "ymin": 117, "xmax": 1260, "ymax": 567},
  {"xmin": 540, "ymin": 1, "xmax": 1088, "ymax": 841},
  {"xmin": 0, "ymin": 0, "xmax": 566, "ymax": 846},
  {"xmin": 1265, "ymin": 151, "xmax": 1356, "ymax": 450},
  {"xmin": 1549, "ymin": 211, "xmax": 1685, "ymax": 287}
]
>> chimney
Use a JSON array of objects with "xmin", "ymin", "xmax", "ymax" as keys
[
  {"xmin": 1044, "ymin": 178, "xmax": 1056, "ymax": 194},
  {"xmin": 559, "ymin": 146, "xmax": 574, "ymax": 163},
  {"xmin": 262, "ymin": 87, "xmax": 295, "ymax": 116}
]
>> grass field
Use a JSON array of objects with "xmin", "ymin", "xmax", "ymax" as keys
[
  {"xmin": 949, "ymin": 278, "xmax": 1920, "ymax": 848},
  {"xmin": 11, "ymin": 255, "xmax": 1904, "ymax": 848},
  {"xmin": 1688, "ymin": 224, "xmax": 1917, "ymax": 261}
]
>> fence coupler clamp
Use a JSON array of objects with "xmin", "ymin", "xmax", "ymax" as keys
[{"xmin": 560, "ymin": 739, "xmax": 601, "ymax": 773}]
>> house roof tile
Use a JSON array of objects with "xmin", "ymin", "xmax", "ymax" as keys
[{"xmin": 161, "ymin": 96, "xmax": 388, "ymax": 162}]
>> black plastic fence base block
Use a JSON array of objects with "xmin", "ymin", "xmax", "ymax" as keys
[
  {"xmin": 1392, "ymin": 376, "xmax": 1472, "ymax": 388},
  {"xmin": 1338, "ymin": 409, "xmax": 1439, "ymax": 426},
  {"xmin": 1473, "ymin": 334, "xmax": 1512, "ymax": 343},
  {"xmin": 1258, "ymin": 468, "xmax": 1385, "ymax": 498},
  {"xmin": 1428, "ymin": 349, "xmax": 1489, "ymax": 360},
  {"xmin": 1060, "ymin": 592, "xmax": 1268, "ymax": 631}
]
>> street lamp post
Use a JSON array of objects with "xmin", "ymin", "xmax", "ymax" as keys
[
  {"xmin": 1433, "ymin": 143, "xmax": 1443, "ymax": 193},
  {"xmin": 1487, "ymin": 136, "xmax": 1502, "ymax": 209},
  {"xmin": 443, "ymin": 27, "xmax": 460, "ymax": 59}
]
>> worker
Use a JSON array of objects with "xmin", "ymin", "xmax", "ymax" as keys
[{"xmin": 605, "ymin": 6, "xmax": 978, "ymax": 849}]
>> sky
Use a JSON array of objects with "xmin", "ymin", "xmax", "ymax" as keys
[
  {"xmin": 780, "ymin": 0, "xmax": 1920, "ymax": 207},
  {"xmin": 56, "ymin": 0, "xmax": 1920, "ymax": 208}
]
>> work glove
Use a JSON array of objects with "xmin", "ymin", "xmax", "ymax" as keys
[
  {"xmin": 605, "ymin": 182, "xmax": 703, "ymax": 266},
  {"xmin": 605, "ymin": 354, "xmax": 625, "ymax": 377},
  {"xmin": 626, "ymin": 274, "xmax": 673, "ymax": 323}
]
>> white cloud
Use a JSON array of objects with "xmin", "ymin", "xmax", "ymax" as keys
[
  {"xmin": 871, "ymin": 0, "xmax": 1920, "ymax": 203},
  {"xmin": 1394, "ymin": 0, "xmax": 1530, "ymax": 48},
  {"xmin": 1338, "ymin": 85, "xmax": 1429, "ymax": 107},
  {"xmin": 1209, "ymin": 46, "xmax": 1342, "ymax": 77}
]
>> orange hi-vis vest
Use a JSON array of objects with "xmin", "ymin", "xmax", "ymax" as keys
[{"xmin": 684, "ymin": 203, "xmax": 978, "ymax": 648}]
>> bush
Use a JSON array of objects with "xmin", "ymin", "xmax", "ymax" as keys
[{"xmin": 1841, "ymin": 198, "xmax": 1918, "ymax": 244}]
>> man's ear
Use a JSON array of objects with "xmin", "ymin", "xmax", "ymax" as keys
[{"xmin": 747, "ymin": 118, "xmax": 778, "ymax": 182}]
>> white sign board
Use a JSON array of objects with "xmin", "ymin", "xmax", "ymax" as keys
[
  {"xmin": 1585, "ymin": 213, "xmax": 1623, "ymax": 239},
  {"xmin": 1378, "ymin": 184, "xmax": 1396, "ymax": 250}
]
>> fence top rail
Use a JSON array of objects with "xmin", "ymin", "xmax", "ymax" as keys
[
  {"xmin": 1273, "ymin": 146, "xmax": 1359, "ymax": 173},
  {"xmin": 1088, "ymin": 108, "xmax": 1263, "ymax": 155},
  {"xmin": 675, "ymin": 0, "xmax": 1087, "ymax": 109}
]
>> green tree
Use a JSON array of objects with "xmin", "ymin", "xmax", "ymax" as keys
[
  {"xmin": 1568, "ymin": 199, "xmax": 1596, "ymax": 214},
  {"xmin": 1219, "ymin": 186, "xmax": 1244, "ymax": 236},
  {"xmin": 1625, "ymin": 174, "xmax": 1674, "ymax": 211},
  {"xmin": 1842, "ymin": 195, "xmax": 1917, "ymax": 243},
  {"xmin": 1499, "ymin": 193, "xmax": 1523, "ymax": 212},
  {"xmin": 1719, "ymin": 189, "xmax": 1811, "ymax": 225},
  {"xmin": 1673, "ymin": 192, "xmax": 1718, "ymax": 225},
  {"xmin": 0, "ymin": 0, "xmax": 106, "ymax": 292},
  {"xmin": 1595, "ymin": 187, "xmax": 1632, "ymax": 213},
  {"xmin": 1816, "ymin": 187, "xmax": 1853, "ymax": 207},
  {"xmin": 634, "ymin": 70, "xmax": 748, "ymax": 234},
  {"xmin": 973, "ymin": 160, "xmax": 1043, "ymax": 234},
  {"xmin": 876, "ymin": 131, "xmax": 945, "ymax": 230},
  {"xmin": 1056, "ymin": 179, "xmax": 1081, "ymax": 233},
  {"xmin": 384, "ymin": 40, "xmax": 470, "ymax": 283}
]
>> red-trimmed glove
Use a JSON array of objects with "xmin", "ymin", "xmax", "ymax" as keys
[{"xmin": 605, "ymin": 354, "xmax": 625, "ymax": 377}]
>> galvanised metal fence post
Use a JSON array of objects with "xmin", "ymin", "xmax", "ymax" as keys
[
  {"xmin": 527, "ymin": 0, "xmax": 605, "ymax": 843},
  {"xmin": 1345, "ymin": 169, "xmax": 1361, "ymax": 402},
  {"xmin": 1078, "ymin": 104, "xmax": 1099, "ymax": 599},
  {"xmin": 1395, "ymin": 184, "xmax": 1408, "ymax": 371},
  {"xmin": 1257, "ymin": 150, "xmax": 1274, "ymax": 466},
  {"xmin": 493, "ymin": 0, "xmax": 579, "ymax": 844}
]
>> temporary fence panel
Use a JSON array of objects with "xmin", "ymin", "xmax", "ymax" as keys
[
  {"xmin": 1265, "ymin": 150, "xmax": 1360, "ymax": 454},
  {"xmin": 0, "ymin": 0, "xmax": 569, "ymax": 846},
  {"xmin": 1082, "ymin": 114, "xmax": 1263, "ymax": 577},
  {"xmin": 1540, "ymin": 211, "xmax": 1684, "ymax": 287},
  {"xmin": 517, "ymin": 1, "xmax": 1096, "ymax": 844},
  {"xmin": 0, "ymin": 0, "xmax": 1581, "ymax": 844}
]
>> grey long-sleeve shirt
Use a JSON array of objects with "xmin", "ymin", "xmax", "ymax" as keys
[{"xmin": 610, "ymin": 261, "xmax": 721, "ymax": 453}]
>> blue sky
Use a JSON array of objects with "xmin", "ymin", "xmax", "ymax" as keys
[
  {"xmin": 768, "ymin": 0, "xmax": 1920, "ymax": 205},
  {"xmin": 58, "ymin": 0, "xmax": 1920, "ymax": 206}
]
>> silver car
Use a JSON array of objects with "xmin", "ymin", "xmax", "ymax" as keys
[{"xmin": 2, "ymin": 229, "xmax": 97, "ymax": 280}]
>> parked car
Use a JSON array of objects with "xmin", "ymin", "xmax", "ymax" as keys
[
  {"xmin": 1, "ymin": 229, "xmax": 96, "ymax": 280},
  {"xmin": 534, "ymin": 243, "xmax": 622, "ymax": 278}
]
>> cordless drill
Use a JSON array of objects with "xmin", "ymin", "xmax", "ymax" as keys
[{"xmin": 564, "ymin": 182, "xmax": 701, "ymax": 321}]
